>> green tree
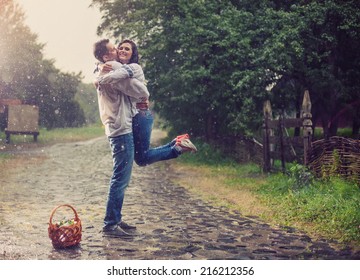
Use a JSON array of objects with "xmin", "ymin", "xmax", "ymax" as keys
[
  {"xmin": 0, "ymin": 0, "xmax": 43, "ymax": 98},
  {"xmin": 268, "ymin": 1, "xmax": 360, "ymax": 137},
  {"xmin": 298, "ymin": 1, "xmax": 360, "ymax": 137},
  {"xmin": 92, "ymin": 0, "xmax": 266, "ymax": 138},
  {"xmin": 0, "ymin": 0, "xmax": 86, "ymax": 129},
  {"xmin": 92, "ymin": 0, "xmax": 360, "ymax": 139},
  {"xmin": 75, "ymin": 83, "xmax": 100, "ymax": 125},
  {"xmin": 36, "ymin": 70, "xmax": 85, "ymax": 129}
]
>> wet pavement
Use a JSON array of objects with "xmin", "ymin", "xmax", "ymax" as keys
[{"xmin": 0, "ymin": 135, "xmax": 359, "ymax": 260}]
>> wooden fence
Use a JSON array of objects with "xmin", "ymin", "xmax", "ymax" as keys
[
  {"xmin": 261, "ymin": 91, "xmax": 359, "ymax": 184},
  {"xmin": 307, "ymin": 136, "xmax": 360, "ymax": 184},
  {"xmin": 212, "ymin": 135, "xmax": 263, "ymax": 165},
  {"xmin": 262, "ymin": 90, "xmax": 313, "ymax": 172}
]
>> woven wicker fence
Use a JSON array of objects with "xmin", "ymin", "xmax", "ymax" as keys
[{"xmin": 307, "ymin": 136, "xmax": 360, "ymax": 184}]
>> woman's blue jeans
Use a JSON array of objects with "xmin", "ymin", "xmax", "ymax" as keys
[
  {"xmin": 104, "ymin": 133, "xmax": 134, "ymax": 228},
  {"xmin": 132, "ymin": 109, "xmax": 179, "ymax": 166}
]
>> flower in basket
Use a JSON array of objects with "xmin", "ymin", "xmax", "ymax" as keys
[{"xmin": 55, "ymin": 218, "xmax": 76, "ymax": 228}]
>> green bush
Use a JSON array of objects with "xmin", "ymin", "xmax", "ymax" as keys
[{"xmin": 287, "ymin": 163, "xmax": 315, "ymax": 191}]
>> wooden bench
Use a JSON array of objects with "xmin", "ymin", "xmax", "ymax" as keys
[
  {"xmin": 4, "ymin": 104, "xmax": 40, "ymax": 144},
  {"xmin": 5, "ymin": 130, "xmax": 40, "ymax": 144}
]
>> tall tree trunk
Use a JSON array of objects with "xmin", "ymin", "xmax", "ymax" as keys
[
  {"xmin": 206, "ymin": 114, "xmax": 215, "ymax": 141},
  {"xmin": 353, "ymin": 114, "xmax": 360, "ymax": 138},
  {"xmin": 329, "ymin": 118, "xmax": 338, "ymax": 137}
]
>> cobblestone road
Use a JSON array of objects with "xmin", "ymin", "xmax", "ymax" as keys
[{"xmin": 0, "ymin": 135, "xmax": 359, "ymax": 260}]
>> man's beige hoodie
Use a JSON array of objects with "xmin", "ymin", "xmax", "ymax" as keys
[{"xmin": 95, "ymin": 62, "xmax": 149, "ymax": 137}]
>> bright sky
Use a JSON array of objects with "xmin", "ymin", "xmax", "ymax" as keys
[{"xmin": 15, "ymin": 0, "xmax": 103, "ymax": 83}]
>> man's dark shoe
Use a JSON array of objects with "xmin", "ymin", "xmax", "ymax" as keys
[
  {"xmin": 102, "ymin": 225, "xmax": 135, "ymax": 238},
  {"xmin": 119, "ymin": 221, "xmax": 137, "ymax": 230}
]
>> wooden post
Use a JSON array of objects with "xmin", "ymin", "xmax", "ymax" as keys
[
  {"xmin": 279, "ymin": 112, "xmax": 286, "ymax": 173},
  {"xmin": 302, "ymin": 90, "xmax": 313, "ymax": 165},
  {"xmin": 263, "ymin": 100, "xmax": 273, "ymax": 172}
]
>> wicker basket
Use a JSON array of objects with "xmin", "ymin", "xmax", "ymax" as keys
[{"xmin": 48, "ymin": 204, "xmax": 82, "ymax": 249}]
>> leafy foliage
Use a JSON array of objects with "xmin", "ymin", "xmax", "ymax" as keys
[
  {"xmin": 287, "ymin": 163, "xmax": 314, "ymax": 191},
  {"xmin": 92, "ymin": 0, "xmax": 360, "ymax": 138},
  {"xmin": 75, "ymin": 83, "xmax": 100, "ymax": 125},
  {"xmin": 0, "ymin": 0, "xmax": 85, "ymax": 129}
]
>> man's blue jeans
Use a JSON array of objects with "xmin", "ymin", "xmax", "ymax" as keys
[
  {"xmin": 104, "ymin": 133, "xmax": 134, "ymax": 228},
  {"xmin": 132, "ymin": 109, "xmax": 180, "ymax": 166}
]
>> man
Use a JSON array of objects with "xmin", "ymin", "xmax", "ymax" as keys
[{"xmin": 93, "ymin": 39, "xmax": 149, "ymax": 237}]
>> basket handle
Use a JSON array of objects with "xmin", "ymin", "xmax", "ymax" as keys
[{"xmin": 49, "ymin": 204, "xmax": 79, "ymax": 225}]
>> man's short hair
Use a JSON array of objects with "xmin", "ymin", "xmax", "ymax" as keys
[{"xmin": 93, "ymin": 39, "xmax": 110, "ymax": 63}]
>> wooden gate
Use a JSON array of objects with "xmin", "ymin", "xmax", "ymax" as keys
[{"xmin": 262, "ymin": 90, "xmax": 313, "ymax": 172}]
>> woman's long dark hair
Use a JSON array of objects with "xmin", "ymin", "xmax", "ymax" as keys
[{"xmin": 118, "ymin": 39, "xmax": 139, "ymax": 64}]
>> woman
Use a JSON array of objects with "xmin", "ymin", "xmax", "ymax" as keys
[{"xmin": 101, "ymin": 39, "xmax": 197, "ymax": 166}]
